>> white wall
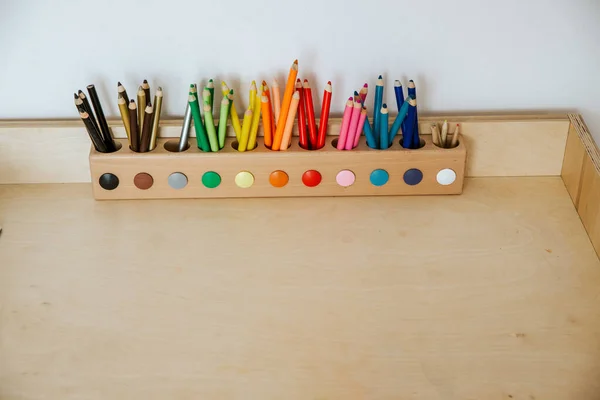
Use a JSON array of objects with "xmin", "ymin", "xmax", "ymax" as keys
[{"xmin": 2, "ymin": 0, "xmax": 600, "ymax": 138}]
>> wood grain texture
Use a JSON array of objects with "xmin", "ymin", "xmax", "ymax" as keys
[
  {"xmin": 561, "ymin": 123, "xmax": 586, "ymax": 205},
  {"xmin": 0, "ymin": 114, "xmax": 570, "ymax": 184},
  {"xmin": 1, "ymin": 178, "xmax": 600, "ymax": 399},
  {"xmin": 89, "ymin": 136, "xmax": 466, "ymax": 199}
]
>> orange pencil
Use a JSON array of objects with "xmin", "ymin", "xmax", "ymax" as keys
[
  {"xmin": 272, "ymin": 59, "xmax": 298, "ymax": 150},
  {"xmin": 281, "ymin": 91, "xmax": 301, "ymax": 151},
  {"xmin": 262, "ymin": 80, "xmax": 276, "ymax": 144},
  {"xmin": 272, "ymin": 78, "xmax": 281, "ymax": 123},
  {"xmin": 261, "ymin": 95, "xmax": 273, "ymax": 148}
]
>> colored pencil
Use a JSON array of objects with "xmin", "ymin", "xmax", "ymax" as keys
[
  {"xmin": 178, "ymin": 102, "xmax": 192, "ymax": 152},
  {"xmin": 261, "ymin": 95, "xmax": 273, "ymax": 149},
  {"xmin": 137, "ymin": 86, "xmax": 146, "ymax": 133},
  {"xmin": 295, "ymin": 79, "xmax": 308, "ymax": 149},
  {"xmin": 402, "ymin": 98, "xmax": 418, "ymax": 149},
  {"xmin": 142, "ymin": 80, "xmax": 151, "ymax": 103},
  {"xmin": 262, "ymin": 81, "xmax": 276, "ymax": 146},
  {"xmin": 248, "ymin": 88, "xmax": 262, "ymax": 151},
  {"xmin": 218, "ymin": 96, "xmax": 230, "ymax": 149},
  {"xmin": 280, "ymin": 91, "xmax": 301, "ymax": 151},
  {"xmin": 221, "ymin": 81, "xmax": 242, "ymax": 141},
  {"xmin": 359, "ymin": 83, "xmax": 368, "ymax": 105},
  {"xmin": 407, "ymin": 80, "xmax": 419, "ymax": 147},
  {"xmin": 407, "ymin": 80, "xmax": 416, "ymax": 97},
  {"xmin": 207, "ymin": 79, "xmax": 214, "ymax": 111},
  {"xmin": 117, "ymin": 94, "xmax": 131, "ymax": 141},
  {"xmin": 202, "ymin": 103, "xmax": 219, "ymax": 152},
  {"xmin": 394, "ymin": 80, "xmax": 404, "ymax": 111},
  {"xmin": 336, "ymin": 97, "xmax": 354, "ymax": 150},
  {"xmin": 354, "ymin": 107, "xmax": 368, "ymax": 148},
  {"xmin": 118, "ymin": 81, "xmax": 129, "ymax": 104},
  {"xmin": 353, "ymin": 91, "xmax": 360, "ymax": 103},
  {"xmin": 202, "ymin": 88, "xmax": 211, "ymax": 107},
  {"xmin": 74, "ymin": 93, "xmax": 85, "ymax": 113},
  {"xmin": 450, "ymin": 124, "xmax": 460, "ymax": 148},
  {"xmin": 149, "ymin": 87, "xmax": 163, "ymax": 151},
  {"xmin": 379, "ymin": 104, "xmax": 389, "ymax": 149},
  {"xmin": 86, "ymin": 84, "xmax": 116, "ymax": 152},
  {"xmin": 128, "ymin": 100, "xmax": 140, "ymax": 152},
  {"xmin": 272, "ymin": 60, "xmax": 298, "ymax": 151},
  {"xmin": 316, "ymin": 81, "xmax": 332, "ymax": 150},
  {"xmin": 79, "ymin": 111, "xmax": 108, "ymax": 153},
  {"xmin": 373, "ymin": 75, "xmax": 384, "ymax": 142},
  {"xmin": 238, "ymin": 109, "xmax": 253, "ymax": 152},
  {"xmin": 77, "ymin": 90, "xmax": 92, "ymax": 114},
  {"xmin": 272, "ymin": 78, "xmax": 281, "ymax": 123},
  {"xmin": 249, "ymin": 80, "xmax": 257, "ymax": 111},
  {"xmin": 431, "ymin": 123, "xmax": 441, "ymax": 147},
  {"xmin": 441, "ymin": 120, "xmax": 448, "ymax": 149},
  {"xmin": 344, "ymin": 100, "xmax": 362, "ymax": 150},
  {"xmin": 388, "ymin": 97, "xmax": 410, "ymax": 146},
  {"xmin": 363, "ymin": 115, "xmax": 377, "ymax": 149},
  {"xmin": 303, "ymin": 79, "xmax": 317, "ymax": 149},
  {"xmin": 139, "ymin": 104, "xmax": 154, "ymax": 152},
  {"xmin": 189, "ymin": 94, "xmax": 210, "ymax": 152}
]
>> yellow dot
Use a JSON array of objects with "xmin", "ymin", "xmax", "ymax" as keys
[{"xmin": 235, "ymin": 171, "xmax": 254, "ymax": 188}]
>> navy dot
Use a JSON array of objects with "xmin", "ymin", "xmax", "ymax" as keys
[
  {"xmin": 370, "ymin": 169, "xmax": 389, "ymax": 186},
  {"xmin": 99, "ymin": 173, "xmax": 119, "ymax": 190},
  {"xmin": 403, "ymin": 168, "xmax": 423, "ymax": 185}
]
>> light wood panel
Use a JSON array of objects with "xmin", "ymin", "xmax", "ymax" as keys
[
  {"xmin": 561, "ymin": 122, "xmax": 586, "ymax": 204},
  {"xmin": 1, "ymin": 178, "xmax": 600, "ymax": 399},
  {"xmin": 89, "ymin": 136, "xmax": 466, "ymax": 199},
  {"xmin": 0, "ymin": 113, "xmax": 570, "ymax": 184}
]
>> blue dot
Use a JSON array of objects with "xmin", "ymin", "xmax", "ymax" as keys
[
  {"xmin": 403, "ymin": 168, "xmax": 423, "ymax": 185},
  {"xmin": 370, "ymin": 169, "xmax": 389, "ymax": 186}
]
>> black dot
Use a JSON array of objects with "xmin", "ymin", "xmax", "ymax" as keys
[
  {"xmin": 99, "ymin": 173, "xmax": 119, "ymax": 190},
  {"xmin": 403, "ymin": 168, "xmax": 423, "ymax": 185}
]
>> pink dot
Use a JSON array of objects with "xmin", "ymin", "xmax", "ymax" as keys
[{"xmin": 336, "ymin": 170, "xmax": 356, "ymax": 187}]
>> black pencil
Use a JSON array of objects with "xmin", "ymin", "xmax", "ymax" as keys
[
  {"xmin": 79, "ymin": 111, "xmax": 108, "ymax": 153},
  {"xmin": 139, "ymin": 103, "xmax": 154, "ymax": 152},
  {"xmin": 118, "ymin": 81, "xmax": 129, "ymax": 103},
  {"xmin": 74, "ymin": 93, "xmax": 86, "ymax": 113},
  {"xmin": 128, "ymin": 100, "xmax": 140, "ymax": 152},
  {"xmin": 78, "ymin": 91, "xmax": 102, "ymax": 140},
  {"xmin": 86, "ymin": 84, "xmax": 116, "ymax": 152}
]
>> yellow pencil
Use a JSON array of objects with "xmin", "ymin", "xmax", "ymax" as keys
[
  {"xmin": 248, "ymin": 87, "xmax": 262, "ymax": 150},
  {"xmin": 280, "ymin": 91, "xmax": 301, "ymax": 151},
  {"xmin": 137, "ymin": 86, "xmax": 146, "ymax": 132},
  {"xmin": 149, "ymin": 87, "xmax": 163, "ymax": 151},
  {"xmin": 117, "ymin": 94, "xmax": 131, "ymax": 141},
  {"xmin": 238, "ymin": 109, "xmax": 253, "ymax": 152},
  {"xmin": 222, "ymin": 81, "xmax": 242, "ymax": 141},
  {"xmin": 249, "ymin": 80, "xmax": 257, "ymax": 110},
  {"xmin": 272, "ymin": 60, "xmax": 298, "ymax": 150}
]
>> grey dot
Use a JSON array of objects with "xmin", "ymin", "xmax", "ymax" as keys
[{"xmin": 168, "ymin": 172, "xmax": 188, "ymax": 189}]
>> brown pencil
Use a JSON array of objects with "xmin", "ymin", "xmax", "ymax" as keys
[
  {"xmin": 128, "ymin": 100, "xmax": 140, "ymax": 152},
  {"xmin": 137, "ymin": 86, "xmax": 146, "ymax": 132},
  {"xmin": 79, "ymin": 111, "xmax": 108, "ymax": 153},
  {"xmin": 86, "ymin": 84, "xmax": 116, "ymax": 152},
  {"xmin": 118, "ymin": 81, "xmax": 129, "ymax": 103},
  {"xmin": 142, "ymin": 80, "xmax": 151, "ymax": 104},
  {"xmin": 139, "ymin": 104, "xmax": 154, "ymax": 152},
  {"xmin": 78, "ymin": 90, "xmax": 103, "ymax": 148},
  {"xmin": 450, "ymin": 124, "xmax": 460, "ymax": 148}
]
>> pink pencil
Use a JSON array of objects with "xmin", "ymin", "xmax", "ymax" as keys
[
  {"xmin": 353, "ymin": 106, "xmax": 368, "ymax": 148},
  {"xmin": 359, "ymin": 83, "xmax": 368, "ymax": 105},
  {"xmin": 336, "ymin": 97, "xmax": 354, "ymax": 150},
  {"xmin": 344, "ymin": 100, "xmax": 362, "ymax": 150}
]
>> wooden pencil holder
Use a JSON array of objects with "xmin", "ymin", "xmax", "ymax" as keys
[{"xmin": 89, "ymin": 135, "xmax": 467, "ymax": 200}]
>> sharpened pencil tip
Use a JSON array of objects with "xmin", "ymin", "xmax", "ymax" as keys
[
  {"xmin": 293, "ymin": 59, "xmax": 298, "ymax": 64},
  {"xmin": 143, "ymin": 79, "xmax": 148, "ymax": 83},
  {"xmin": 354, "ymin": 91, "xmax": 359, "ymax": 95},
  {"xmin": 327, "ymin": 81, "xmax": 331, "ymax": 85},
  {"xmin": 118, "ymin": 81, "xmax": 122, "ymax": 86},
  {"xmin": 262, "ymin": 80, "xmax": 267, "ymax": 86},
  {"xmin": 382, "ymin": 104, "xmax": 387, "ymax": 108},
  {"xmin": 378, "ymin": 75, "xmax": 382, "ymax": 79},
  {"xmin": 348, "ymin": 97, "xmax": 353, "ymax": 100}
]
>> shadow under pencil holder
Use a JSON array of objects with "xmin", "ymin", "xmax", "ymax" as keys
[{"xmin": 89, "ymin": 135, "xmax": 467, "ymax": 200}]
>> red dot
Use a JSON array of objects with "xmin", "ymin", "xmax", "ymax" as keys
[{"xmin": 302, "ymin": 170, "xmax": 322, "ymax": 187}]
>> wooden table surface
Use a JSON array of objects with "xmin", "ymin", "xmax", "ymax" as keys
[{"xmin": 1, "ymin": 177, "xmax": 600, "ymax": 399}]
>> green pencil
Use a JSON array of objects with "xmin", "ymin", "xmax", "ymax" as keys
[
  {"xmin": 189, "ymin": 94, "xmax": 210, "ymax": 152},
  {"xmin": 202, "ymin": 88, "xmax": 211, "ymax": 107},
  {"xmin": 218, "ymin": 96, "xmax": 230, "ymax": 149},
  {"xmin": 207, "ymin": 79, "xmax": 214, "ymax": 111},
  {"xmin": 203, "ymin": 103, "xmax": 219, "ymax": 152}
]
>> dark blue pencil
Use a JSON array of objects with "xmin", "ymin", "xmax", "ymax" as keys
[
  {"xmin": 363, "ymin": 114, "xmax": 377, "ymax": 149},
  {"xmin": 388, "ymin": 96, "xmax": 411, "ymax": 147},
  {"xmin": 379, "ymin": 104, "xmax": 389, "ymax": 149},
  {"xmin": 394, "ymin": 80, "xmax": 404, "ymax": 111},
  {"xmin": 373, "ymin": 75, "xmax": 384, "ymax": 140},
  {"xmin": 407, "ymin": 80, "xmax": 420, "ymax": 148},
  {"xmin": 402, "ymin": 98, "xmax": 417, "ymax": 149}
]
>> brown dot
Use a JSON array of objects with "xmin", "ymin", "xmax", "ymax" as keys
[{"xmin": 134, "ymin": 172, "xmax": 154, "ymax": 190}]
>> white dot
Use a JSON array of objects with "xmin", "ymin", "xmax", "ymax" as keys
[{"xmin": 436, "ymin": 169, "xmax": 457, "ymax": 185}]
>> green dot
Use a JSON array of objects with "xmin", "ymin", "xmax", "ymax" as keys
[{"xmin": 202, "ymin": 171, "xmax": 221, "ymax": 188}]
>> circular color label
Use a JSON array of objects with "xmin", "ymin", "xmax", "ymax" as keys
[
  {"xmin": 403, "ymin": 168, "xmax": 423, "ymax": 186},
  {"xmin": 99, "ymin": 173, "xmax": 119, "ymax": 190},
  {"xmin": 202, "ymin": 171, "xmax": 222, "ymax": 188},
  {"xmin": 370, "ymin": 169, "xmax": 389, "ymax": 186},
  {"xmin": 302, "ymin": 170, "xmax": 322, "ymax": 187},
  {"xmin": 436, "ymin": 168, "xmax": 457, "ymax": 186},
  {"xmin": 235, "ymin": 171, "xmax": 255, "ymax": 188},
  {"xmin": 134, "ymin": 172, "xmax": 154, "ymax": 190},
  {"xmin": 269, "ymin": 170, "xmax": 289, "ymax": 188},
  {"xmin": 336, "ymin": 170, "xmax": 356, "ymax": 187},
  {"xmin": 168, "ymin": 172, "xmax": 188, "ymax": 190}
]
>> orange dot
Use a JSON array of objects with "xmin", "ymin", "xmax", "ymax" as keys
[{"xmin": 269, "ymin": 170, "xmax": 289, "ymax": 188}]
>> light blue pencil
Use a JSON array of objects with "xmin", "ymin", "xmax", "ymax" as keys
[
  {"xmin": 364, "ymin": 115, "xmax": 377, "ymax": 149},
  {"xmin": 379, "ymin": 104, "xmax": 389, "ymax": 150},
  {"xmin": 373, "ymin": 75, "xmax": 384, "ymax": 147}
]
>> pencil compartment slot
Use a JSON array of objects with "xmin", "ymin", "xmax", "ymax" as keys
[{"xmin": 89, "ymin": 134, "xmax": 467, "ymax": 200}]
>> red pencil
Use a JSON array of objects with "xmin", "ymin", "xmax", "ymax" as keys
[
  {"xmin": 317, "ymin": 81, "xmax": 332, "ymax": 149},
  {"xmin": 295, "ymin": 79, "xmax": 308, "ymax": 149},
  {"xmin": 302, "ymin": 79, "xmax": 318, "ymax": 149}
]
